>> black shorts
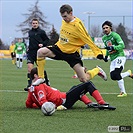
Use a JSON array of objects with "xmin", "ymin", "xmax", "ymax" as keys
[
  {"xmin": 63, "ymin": 82, "xmax": 91, "ymax": 109},
  {"xmin": 27, "ymin": 50, "xmax": 37, "ymax": 65},
  {"xmin": 47, "ymin": 45, "xmax": 83, "ymax": 68},
  {"xmin": 11, "ymin": 52, "xmax": 16, "ymax": 58}
]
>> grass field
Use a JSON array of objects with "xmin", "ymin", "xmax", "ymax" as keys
[{"xmin": 0, "ymin": 59, "xmax": 133, "ymax": 133}]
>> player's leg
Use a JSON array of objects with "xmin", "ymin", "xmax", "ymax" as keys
[
  {"xmin": 110, "ymin": 57, "xmax": 127, "ymax": 97},
  {"xmin": 67, "ymin": 85, "xmax": 98, "ymax": 108},
  {"xmin": 73, "ymin": 64, "xmax": 87, "ymax": 82},
  {"xmin": 86, "ymin": 66, "xmax": 107, "ymax": 81},
  {"xmin": 63, "ymin": 81, "xmax": 113, "ymax": 109},
  {"xmin": 24, "ymin": 53, "xmax": 34, "ymax": 91},
  {"xmin": 33, "ymin": 47, "xmax": 55, "ymax": 86},
  {"xmin": 12, "ymin": 52, "xmax": 16, "ymax": 65},
  {"xmin": 121, "ymin": 70, "xmax": 133, "ymax": 79},
  {"xmin": 16, "ymin": 54, "xmax": 20, "ymax": 68},
  {"xmin": 19, "ymin": 54, "xmax": 23, "ymax": 68},
  {"xmin": 11, "ymin": 53, "xmax": 14, "ymax": 64},
  {"xmin": 63, "ymin": 82, "xmax": 90, "ymax": 109},
  {"xmin": 44, "ymin": 70, "xmax": 50, "ymax": 86},
  {"xmin": 81, "ymin": 81, "xmax": 115, "ymax": 110}
]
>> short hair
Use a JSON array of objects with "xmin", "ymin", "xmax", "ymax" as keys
[
  {"xmin": 30, "ymin": 67, "xmax": 38, "ymax": 80},
  {"xmin": 60, "ymin": 4, "xmax": 73, "ymax": 14},
  {"xmin": 102, "ymin": 21, "xmax": 112, "ymax": 28},
  {"xmin": 32, "ymin": 18, "xmax": 39, "ymax": 23}
]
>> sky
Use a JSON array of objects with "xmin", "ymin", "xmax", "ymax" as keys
[{"xmin": 0, "ymin": 0, "xmax": 132, "ymax": 45}]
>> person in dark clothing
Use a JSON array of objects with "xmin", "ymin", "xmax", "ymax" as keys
[{"xmin": 24, "ymin": 18, "xmax": 50, "ymax": 91}]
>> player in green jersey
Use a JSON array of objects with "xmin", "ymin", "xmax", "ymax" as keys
[
  {"xmin": 102, "ymin": 21, "xmax": 133, "ymax": 97},
  {"xmin": 14, "ymin": 38, "xmax": 26, "ymax": 68}
]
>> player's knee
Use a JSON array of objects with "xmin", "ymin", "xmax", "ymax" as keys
[
  {"xmin": 37, "ymin": 47, "xmax": 46, "ymax": 57},
  {"xmin": 20, "ymin": 59, "xmax": 22, "ymax": 62}
]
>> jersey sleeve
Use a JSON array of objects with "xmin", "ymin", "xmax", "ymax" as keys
[
  {"xmin": 76, "ymin": 21, "xmax": 102, "ymax": 57},
  {"xmin": 113, "ymin": 33, "xmax": 125, "ymax": 50},
  {"xmin": 25, "ymin": 92, "xmax": 35, "ymax": 108}
]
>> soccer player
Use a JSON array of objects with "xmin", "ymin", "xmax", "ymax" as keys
[
  {"xmin": 102, "ymin": 21, "xmax": 133, "ymax": 97},
  {"xmin": 33, "ymin": 4, "xmax": 105, "ymax": 86},
  {"xmin": 26, "ymin": 67, "xmax": 116, "ymax": 110},
  {"xmin": 14, "ymin": 38, "xmax": 26, "ymax": 68},
  {"xmin": 9, "ymin": 41, "xmax": 16, "ymax": 65},
  {"xmin": 24, "ymin": 18, "xmax": 50, "ymax": 91}
]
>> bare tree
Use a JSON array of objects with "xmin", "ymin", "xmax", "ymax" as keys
[
  {"xmin": 17, "ymin": 0, "xmax": 50, "ymax": 35},
  {"xmin": 90, "ymin": 25, "xmax": 101, "ymax": 37}
]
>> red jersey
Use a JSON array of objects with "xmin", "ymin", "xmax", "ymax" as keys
[{"xmin": 26, "ymin": 84, "xmax": 66, "ymax": 108}]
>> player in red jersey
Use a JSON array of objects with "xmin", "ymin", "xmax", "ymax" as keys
[{"xmin": 25, "ymin": 67, "xmax": 116, "ymax": 110}]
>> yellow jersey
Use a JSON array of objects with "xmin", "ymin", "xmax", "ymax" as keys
[
  {"xmin": 9, "ymin": 44, "xmax": 15, "ymax": 53},
  {"xmin": 56, "ymin": 17, "xmax": 102, "ymax": 57}
]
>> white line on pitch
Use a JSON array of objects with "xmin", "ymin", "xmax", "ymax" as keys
[{"xmin": 0, "ymin": 90, "xmax": 133, "ymax": 94}]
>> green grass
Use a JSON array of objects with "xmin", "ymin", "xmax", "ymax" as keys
[{"xmin": 0, "ymin": 59, "xmax": 133, "ymax": 133}]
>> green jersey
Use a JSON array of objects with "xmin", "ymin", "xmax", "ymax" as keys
[
  {"xmin": 102, "ymin": 32, "xmax": 125, "ymax": 61},
  {"xmin": 14, "ymin": 42, "xmax": 26, "ymax": 54}
]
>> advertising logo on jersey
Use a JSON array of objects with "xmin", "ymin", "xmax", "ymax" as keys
[
  {"xmin": 38, "ymin": 90, "xmax": 45, "ymax": 99},
  {"xmin": 59, "ymin": 34, "xmax": 69, "ymax": 44}
]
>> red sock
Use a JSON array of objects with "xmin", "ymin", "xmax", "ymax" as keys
[
  {"xmin": 92, "ymin": 90, "xmax": 105, "ymax": 104},
  {"xmin": 80, "ymin": 95, "xmax": 92, "ymax": 104}
]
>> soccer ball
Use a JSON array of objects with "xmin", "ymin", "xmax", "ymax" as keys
[{"xmin": 41, "ymin": 102, "xmax": 56, "ymax": 116}]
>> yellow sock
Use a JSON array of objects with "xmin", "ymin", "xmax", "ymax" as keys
[
  {"xmin": 74, "ymin": 71, "xmax": 77, "ymax": 75},
  {"xmin": 37, "ymin": 58, "xmax": 46, "ymax": 78},
  {"xmin": 87, "ymin": 67, "xmax": 99, "ymax": 80},
  {"xmin": 12, "ymin": 60, "xmax": 14, "ymax": 64}
]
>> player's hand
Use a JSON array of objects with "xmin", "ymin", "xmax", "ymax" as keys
[
  {"xmin": 56, "ymin": 105, "xmax": 67, "ymax": 110},
  {"xmin": 38, "ymin": 44, "xmax": 43, "ymax": 47},
  {"xmin": 105, "ymin": 46, "xmax": 114, "ymax": 52},
  {"xmin": 103, "ymin": 56, "xmax": 108, "ymax": 62}
]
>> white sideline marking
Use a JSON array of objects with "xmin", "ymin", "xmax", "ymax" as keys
[
  {"xmin": 0, "ymin": 90, "xmax": 133, "ymax": 94},
  {"xmin": 0, "ymin": 90, "xmax": 26, "ymax": 93}
]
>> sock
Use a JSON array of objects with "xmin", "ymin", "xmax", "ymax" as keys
[
  {"xmin": 74, "ymin": 71, "xmax": 77, "ymax": 75},
  {"xmin": 20, "ymin": 62, "xmax": 23, "ymax": 68},
  {"xmin": 117, "ymin": 79, "xmax": 126, "ymax": 93},
  {"xmin": 80, "ymin": 95, "xmax": 92, "ymax": 104},
  {"xmin": 12, "ymin": 60, "xmax": 14, "ymax": 64},
  {"xmin": 87, "ymin": 67, "xmax": 99, "ymax": 80},
  {"xmin": 121, "ymin": 71, "xmax": 130, "ymax": 78},
  {"xmin": 16, "ymin": 61, "xmax": 19, "ymax": 68},
  {"xmin": 27, "ymin": 73, "xmax": 32, "ymax": 87},
  {"xmin": 44, "ymin": 70, "xmax": 50, "ymax": 86},
  {"xmin": 37, "ymin": 58, "xmax": 45, "ymax": 78},
  {"xmin": 92, "ymin": 90, "xmax": 105, "ymax": 104}
]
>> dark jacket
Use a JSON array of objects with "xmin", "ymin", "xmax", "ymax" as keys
[{"xmin": 28, "ymin": 27, "xmax": 49, "ymax": 51}]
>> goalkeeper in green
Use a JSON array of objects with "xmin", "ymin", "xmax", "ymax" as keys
[
  {"xmin": 14, "ymin": 38, "xmax": 26, "ymax": 68},
  {"xmin": 102, "ymin": 21, "xmax": 133, "ymax": 97}
]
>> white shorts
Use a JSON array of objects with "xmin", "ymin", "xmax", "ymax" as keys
[
  {"xmin": 110, "ymin": 57, "xmax": 126, "ymax": 72},
  {"xmin": 16, "ymin": 54, "xmax": 23, "ymax": 59}
]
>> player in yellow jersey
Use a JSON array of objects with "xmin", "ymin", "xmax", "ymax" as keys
[
  {"xmin": 33, "ymin": 4, "xmax": 106, "ymax": 86},
  {"xmin": 9, "ymin": 41, "xmax": 16, "ymax": 65}
]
